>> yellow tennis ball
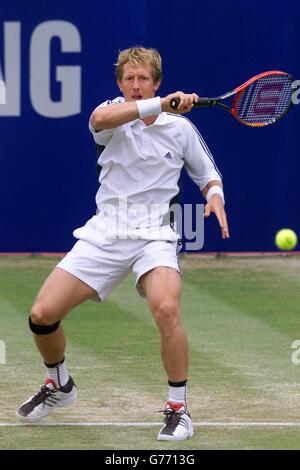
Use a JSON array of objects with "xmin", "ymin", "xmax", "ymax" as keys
[{"xmin": 275, "ymin": 229, "xmax": 298, "ymax": 251}]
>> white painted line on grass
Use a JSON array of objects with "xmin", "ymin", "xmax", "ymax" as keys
[{"xmin": 1, "ymin": 421, "xmax": 300, "ymax": 427}]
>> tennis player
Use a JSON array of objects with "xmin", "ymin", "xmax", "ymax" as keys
[{"xmin": 16, "ymin": 46, "xmax": 229, "ymax": 441}]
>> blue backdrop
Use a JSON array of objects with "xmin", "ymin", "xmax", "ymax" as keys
[{"xmin": 1, "ymin": 0, "xmax": 299, "ymax": 252}]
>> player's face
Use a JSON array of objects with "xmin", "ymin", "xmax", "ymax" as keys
[{"xmin": 117, "ymin": 63, "xmax": 160, "ymax": 102}]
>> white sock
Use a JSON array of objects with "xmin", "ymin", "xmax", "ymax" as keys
[
  {"xmin": 45, "ymin": 357, "xmax": 69, "ymax": 388},
  {"xmin": 168, "ymin": 380, "xmax": 187, "ymax": 404}
]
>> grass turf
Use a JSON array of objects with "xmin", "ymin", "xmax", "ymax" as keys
[{"xmin": 0, "ymin": 255, "xmax": 300, "ymax": 449}]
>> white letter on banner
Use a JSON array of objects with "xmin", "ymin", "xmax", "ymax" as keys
[
  {"xmin": 30, "ymin": 20, "xmax": 81, "ymax": 118},
  {"xmin": 0, "ymin": 75, "xmax": 5, "ymax": 104},
  {"xmin": 0, "ymin": 22, "xmax": 21, "ymax": 116}
]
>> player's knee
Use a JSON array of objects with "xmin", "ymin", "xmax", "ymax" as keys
[
  {"xmin": 153, "ymin": 301, "xmax": 180, "ymax": 332},
  {"xmin": 29, "ymin": 304, "xmax": 61, "ymax": 333},
  {"xmin": 29, "ymin": 313, "xmax": 60, "ymax": 335}
]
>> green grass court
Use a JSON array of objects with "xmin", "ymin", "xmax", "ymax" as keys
[{"xmin": 0, "ymin": 255, "xmax": 300, "ymax": 450}]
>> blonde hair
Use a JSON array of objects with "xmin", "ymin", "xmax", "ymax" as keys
[{"xmin": 115, "ymin": 46, "xmax": 162, "ymax": 83}]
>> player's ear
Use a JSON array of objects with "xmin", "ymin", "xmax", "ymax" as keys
[
  {"xmin": 117, "ymin": 79, "xmax": 123, "ymax": 93},
  {"xmin": 154, "ymin": 80, "xmax": 161, "ymax": 92}
]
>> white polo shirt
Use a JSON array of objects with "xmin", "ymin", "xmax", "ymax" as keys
[{"xmin": 74, "ymin": 97, "xmax": 222, "ymax": 243}]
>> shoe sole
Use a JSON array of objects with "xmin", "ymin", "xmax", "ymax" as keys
[
  {"xmin": 157, "ymin": 428, "xmax": 194, "ymax": 441},
  {"xmin": 16, "ymin": 390, "xmax": 77, "ymax": 423}
]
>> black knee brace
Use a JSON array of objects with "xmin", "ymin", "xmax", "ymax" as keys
[{"xmin": 29, "ymin": 316, "xmax": 60, "ymax": 335}]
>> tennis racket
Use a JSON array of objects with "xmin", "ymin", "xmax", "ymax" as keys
[{"xmin": 170, "ymin": 71, "xmax": 295, "ymax": 127}]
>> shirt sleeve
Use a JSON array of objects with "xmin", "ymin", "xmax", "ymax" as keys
[
  {"xmin": 182, "ymin": 119, "xmax": 222, "ymax": 190},
  {"xmin": 88, "ymin": 96, "xmax": 125, "ymax": 145}
]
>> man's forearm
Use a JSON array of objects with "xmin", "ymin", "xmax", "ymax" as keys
[{"xmin": 91, "ymin": 101, "xmax": 139, "ymax": 131}]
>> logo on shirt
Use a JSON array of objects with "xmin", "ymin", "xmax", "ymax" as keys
[{"xmin": 164, "ymin": 151, "xmax": 172, "ymax": 159}]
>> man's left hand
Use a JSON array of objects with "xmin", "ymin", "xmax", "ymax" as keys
[{"xmin": 204, "ymin": 195, "xmax": 230, "ymax": 239}]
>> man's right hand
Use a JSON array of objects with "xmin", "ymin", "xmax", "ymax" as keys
[{"xmin": 161, "ymin": 92, "xmax": 199, "ymax": 114}]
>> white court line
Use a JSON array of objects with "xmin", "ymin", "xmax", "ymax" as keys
[{"xmin": 1, "ymin": 422, "xmax": 300, "ymax": 427}]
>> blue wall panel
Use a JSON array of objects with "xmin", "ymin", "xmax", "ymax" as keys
[{"xmin": 0, "ymin": 0, "xmax": 299, "ymax": 252}]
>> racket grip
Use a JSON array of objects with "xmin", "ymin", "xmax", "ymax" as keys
[
  {"xmin": 170, "ymin": 97, "xmax": 215, "ymax": 109},
  {"xmin": 170, "ymin": 97, "xmax": 180, "ymax": 109},
  {"xmin": 194, "ymin": 98, "xmax": 217, "ymax": 107}
]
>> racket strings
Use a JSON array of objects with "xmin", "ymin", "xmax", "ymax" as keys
[{"xmin": 235, "ymin": 74, "xmax": 293, "ymax": 126}]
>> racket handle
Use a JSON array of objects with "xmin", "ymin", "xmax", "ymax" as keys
[
  {"xmin": 194, "ymin": 98, "xmax": 217, "ymax": 107},
  {"xmin": 170, "ymin": 97, "xmax": 181, "ymax": 109},
  {"xmin": 170, "ymin": 97, "xmax": 216, "ymax": 109}
]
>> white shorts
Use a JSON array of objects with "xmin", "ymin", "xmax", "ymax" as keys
[{"xmin": 57, "ymin": 238, "xmax": 181, "ymax": 301}]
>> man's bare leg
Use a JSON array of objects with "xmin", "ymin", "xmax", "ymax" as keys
[
  {"xmin": 16, "ymin": 267, "xmax": 98, "ymax": 422},
  {"xmin": 140, "ymin": 266, "xmax": 193, "ymax": 441},
  {"xmin": 140, "ymin": 267, "xmax": 188, "ymax": 382},
  {"xmin": 30, "ymin": 267, "xmax": 97, "ymax": 364}
]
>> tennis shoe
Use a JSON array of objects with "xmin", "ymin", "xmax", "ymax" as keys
[
  {"xmin": 157, "ymin": 401, "xmax": 193, "ymax": 441},
  {"xmin": 16, "ymin": 376, "xmax": 77, "ymax": 423}
]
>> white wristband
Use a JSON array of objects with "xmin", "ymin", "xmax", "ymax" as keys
[
  {"xmin": 206, "ymin": 185, "xmax": 225, "ymax": 205},
  {"xmin": 136, "ymin": 97, "xmax": 162, "ymax": 119}
]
